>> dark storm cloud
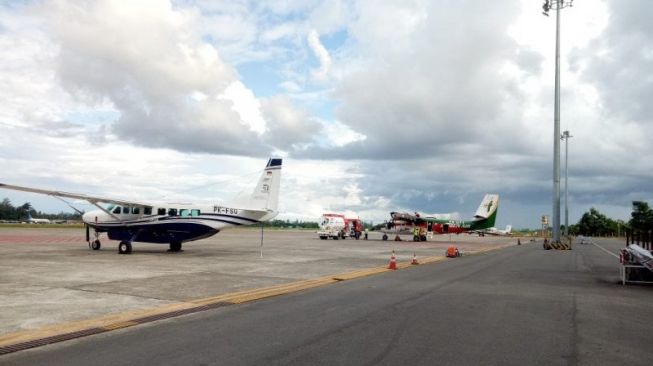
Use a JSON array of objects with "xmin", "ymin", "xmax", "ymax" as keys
[{"xmin": 573, "ymin": 0, "xmax": 653, "ymax": 124}]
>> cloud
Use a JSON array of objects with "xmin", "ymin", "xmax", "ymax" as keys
[
  {"xmin": 260, "ymin": 95, "xmax": 321, "ymax": 150},
  {"xmin": 304, "ymin": 0, "xmax": 532, "ymax": 160},
  {"xmin": 307, "ymin": 29, "xmax": 332, "ymax": 83}
]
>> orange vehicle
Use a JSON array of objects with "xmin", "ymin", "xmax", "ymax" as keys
[{"xmin": 446, "ymin": 246, "xmax": 461, "ymax": 258}]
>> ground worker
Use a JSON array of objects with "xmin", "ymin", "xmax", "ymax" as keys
[
  {"xmin": 364, "ymin": 228, "xmax": 368, "ymax": 240},
  {"xmin": 413, "ymin": 227, "xmax": 420, "ymax": 241}
]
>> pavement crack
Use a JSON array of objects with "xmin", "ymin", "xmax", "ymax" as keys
[{"xmin": 64, "ymin": 287, "xmax": 172, "ymax": 302}]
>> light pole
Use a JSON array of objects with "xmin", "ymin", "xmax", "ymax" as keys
[
  {"xmin": 542, "ymin": 0, "xmax": 573, "ymax": 244},
  {"xmin": 561, "ymin": 130, "xmax": 572, "ymax": 237}
]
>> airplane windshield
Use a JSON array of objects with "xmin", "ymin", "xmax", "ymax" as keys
[{"xmin": 106, "ymin": 204, "xmax": 116, "ymax": 211}]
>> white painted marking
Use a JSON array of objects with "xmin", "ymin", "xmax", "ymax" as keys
[{"xmin": 591, "ymin": 241, "xmax": 619, "ymax": 258}]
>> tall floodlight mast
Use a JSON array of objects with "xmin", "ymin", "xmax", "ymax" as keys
[
  {"xmin": 542, "ymin": 0, "xmax": 573, "ymax": 244},
  {"xmin": 561, "ymin": 130, "xmax": 573, "ymax": 237}
]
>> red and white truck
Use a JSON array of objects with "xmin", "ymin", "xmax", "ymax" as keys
[{"xmin": 317, "ymin": 213, "xmax": 363, "ymax": 240}]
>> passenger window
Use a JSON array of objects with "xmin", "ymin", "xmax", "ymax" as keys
[
  {"xmin": 123, "ymin": 207, "xmax": 131, "ymax": 215},
  {"xmin": 191, "ymin": 209, "xmax": 200, "ymax": 217},
  {"xmin": 133, "ymin": 207, "xmax": 140, "ymax": 215},
  {"xmin": 157, "ymin": 208, "xmax": 166, "ymax": 215},
  {"xmin": 180, "ymin": 209, "xmax": 190, "ymax": 217},
  {"xmin": 113, "ymin": 206, "xmax": 121, "ymax": 214},
  {"xmin": 144, "ymin": 207, "xmax": 152, "ymax": 215},
  {"xmin": 168, "ymin": 208, "xmax": 177, "ymax": 216}
]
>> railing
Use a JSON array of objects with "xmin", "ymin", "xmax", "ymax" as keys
[{"xmin": 626, "ymin": 230, "xmax": 653, "ymax": 251}]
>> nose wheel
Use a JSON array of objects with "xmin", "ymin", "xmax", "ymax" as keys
[
  {"xmin": 87, "ymin": 227, "xmax": 102, "ymax": 250},
  {"xmin": 89, "ymin": 240, "xmax": 101, "ymax": 250}
]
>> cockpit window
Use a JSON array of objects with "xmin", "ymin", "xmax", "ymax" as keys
[
  {"xmin": 112, "ymin": 206, "xmax": 121, "ymax": 214},
  {"xmin": 106, "ymin": 204, "xmax": 116, "ymax": 211}
]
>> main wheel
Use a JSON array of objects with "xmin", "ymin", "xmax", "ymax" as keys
[
  {"xmin": 382, "ymin": 234, "xmax": 388, "ymax": 241},
  {"xmin": 91, "ymin": 240, "xmax": 101, "ymax": 250},
  {"xmin": 420, "ymin": 235, "xmax": 427, "ymax": 242},
  {"xmin": 118, "ymin": 241, "xmax": 132, "ymax": 254},
  {"xmin": 169, "ymin": 241, "xmax": 182, "ymax": 252}
]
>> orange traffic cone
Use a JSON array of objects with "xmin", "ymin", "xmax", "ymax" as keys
[
  {"xmin": 388, "ymin": 250, "xmax": 397, "ymax": 270},
  {"xmin": 411, "ymin": 252, "xmax": 419, "ymax": 265}
]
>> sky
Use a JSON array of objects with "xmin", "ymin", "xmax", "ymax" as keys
[{"xmin": 0, "ymin": 0, "xmax": 652, "ymax": 229}]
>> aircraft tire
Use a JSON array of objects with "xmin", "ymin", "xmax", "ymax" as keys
[
  {"xmin": 91, "ymin": 240, "xmax": 101, "ymax": 250},
  {"xmin": 420, "ymin": 235, "xmax": 427, "ymax": 242},
  {"xmin": 118, "ymin": 241, "xmax": 132, "ymax": 254},
  {"xmin": 169, "ymin": 241, "xmax": 182, "ymax": 252},
  {"xmin": 382, "ymin": 234, "xmax": 388, "ymax": 241}
]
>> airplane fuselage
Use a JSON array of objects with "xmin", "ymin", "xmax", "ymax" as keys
[
  {"xmin": 381, "ymin": 218, "xmax": 473, "ymax": 236},
  {"xmin": 83, "ymin": 203, "xmax": 275, "ymax": 244}
]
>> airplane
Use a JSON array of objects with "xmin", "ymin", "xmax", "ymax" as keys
[
  {"xmin": 379, "ymin": 194, "xmax": 499, "ymax": 241},
  {"xmin": 25, "ymin": 212, "xmax": 52, "ymax": 224},
  {"xmin": 0, "ymin": 158, "xmax": 282, "ymax": 254},
  {"xmin": 474, "ymin": 225, "xmax": 512, "ymax": 237}
]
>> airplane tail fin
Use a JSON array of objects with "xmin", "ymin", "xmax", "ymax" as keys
[
  {"xmin": 472, "ymin": 194, "xmax": 499, "ymax": 229},
  {"xmin": 247, "ymin": 158, "xmax": 282, "ymax": 212},
  {"xmin": 505, "ymin": 225, "xmax": 512, "ymax": 233}
]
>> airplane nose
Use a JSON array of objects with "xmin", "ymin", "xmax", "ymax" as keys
[{"xmin": 82, "ymin": 211, "xmax": 99, "ymax": 224}]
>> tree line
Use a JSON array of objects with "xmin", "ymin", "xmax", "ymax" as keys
[
  {"xmin": 0, "ymin": 198, "xmax": 82, "ymax": 221},
  {"xmin": 567, "ymin": 201, "xmax": 652, "ymax": 237}
]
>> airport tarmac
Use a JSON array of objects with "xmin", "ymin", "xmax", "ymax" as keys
[{"xmin": 0, "ymin": 226, "xmax": 515, "ymax": 340}]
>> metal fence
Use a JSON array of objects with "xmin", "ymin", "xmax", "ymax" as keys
[{"xmin": 626, "ymin": 230, "xmax": 653, "ymax": 251}]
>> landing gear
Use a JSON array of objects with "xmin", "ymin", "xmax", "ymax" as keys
[
  {"xmin": 88, "ymin": 228, "xmax": 101, "ymax": 251},
  {"xmin": 118, "ymin": 241, "xmax": 132, "ymax": 254},
  {"xmin": 168, "ymin": 241, "xmax": 183, "ymax": 252},
  {"xmin": 382, "ymin": 234, "xmax": 388, "ymax": 241}
]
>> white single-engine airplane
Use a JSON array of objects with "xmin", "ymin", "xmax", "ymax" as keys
[
  {"xmin": 0, "ymin": 158, "xmax": 282, "ymax": 254},
  {"xmin": 25, "ymin": 212, "xmax": 52, "ymax": 224},
  {"xmin": 475, "ymin": 225, "xmax": 512, "ymax": 236}
]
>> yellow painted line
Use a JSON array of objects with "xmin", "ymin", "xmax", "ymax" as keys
[
  {"xmin": 417, "ymin": 255, "xmax": 446, "ymax": 264},
  {"xmin": 0, "ymin": 302, "xmax": 200, "ymax": 347},
  {"xmin": 102, "ymin": 321, "xmax": 139, "ymax": 331},
  {"xmin": 226, "ymin": 278, "xmax": 339, "ymax": 304},
  {"xmin": 332, "ymin": 267, "xmax": 389, "ymax": 281}
]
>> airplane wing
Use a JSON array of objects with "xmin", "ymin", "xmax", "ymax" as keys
[
  {"xmin": 0, "ymin": 183, "xmax": 151, "ymax": 208},
  {"xmin": 390, "ymin": 212, "xmax": 422, "ymax": 222}
]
